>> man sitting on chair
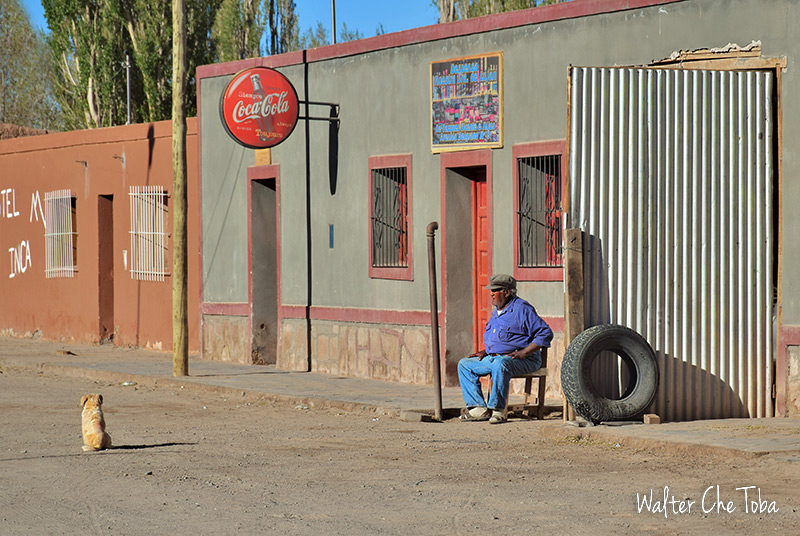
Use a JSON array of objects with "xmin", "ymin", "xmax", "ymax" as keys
[{"xmin": 458, "ymin": 273, "xmax": 553, "ymax": 424}]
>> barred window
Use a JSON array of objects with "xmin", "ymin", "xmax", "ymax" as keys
[
  {"xmin": 517, "ymin": 155, "xmax": 562, "ymax": 268},
  {"xmin": 129, "ymin": 186, "xmax": 169, "ymax": 282},
  {"xmin": 371, "ymin": 166, "xmax": 408, "ymax": 268},
  {"xmin": 44, "ymin": 189, "xmax": 77, "ymax": 278}
]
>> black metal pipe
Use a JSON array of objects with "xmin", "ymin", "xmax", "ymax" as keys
[
  {"xmin": 303, "ymin": 50, "xmax": 312, "ymax": 372},
  {"xmin": 426, "ymin": 221, "xmax": 443, "ymax": 421},
  {"xmin": 298, "ymin": 100, "xmax": 339, "ymax": 109},
  {"xmin": 297, "ymin": 116, "xmax": 340, "ymax": 122}
]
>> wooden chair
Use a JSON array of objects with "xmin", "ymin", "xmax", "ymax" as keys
[{"xmin": 488, "ymin": 347, "xmax": 549, "ymax": 420}]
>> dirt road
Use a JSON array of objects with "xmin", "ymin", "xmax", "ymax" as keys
[{"xmin": 1, "ymin": 364, "xmax": 798, "ymax": 535}]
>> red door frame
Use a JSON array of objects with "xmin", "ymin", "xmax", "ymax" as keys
[
  {"xmin": 440, "ymin": 149, "xmax": 493, "ymax": 369},
  {"xmin": 472, "ymin": 176, "xmax": 490, "ymax": 349}
]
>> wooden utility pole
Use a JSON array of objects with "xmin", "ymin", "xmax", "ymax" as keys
[
  {"xmin": 563, "ymin": 228, "xmax": 584, "ymax": 421},
  {"xmin": 172, "ymin": 0, "xmax": 189, "ymax": 376}
]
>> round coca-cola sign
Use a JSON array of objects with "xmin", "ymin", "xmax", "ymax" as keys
[{"xmin": 219, "ymin": 66, "xmax": 299, "ymax": 149}]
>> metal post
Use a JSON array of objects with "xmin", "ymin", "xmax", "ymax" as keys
[
  {"xmin": 125, "ymin": 52, "xmax": 131, "ymax": 125},
  {"xmin": 331, "ymin": 0, "xmax": 336, "ymax": 44},
  {"xmin": 426, "ymin": 222, "xmax": 443, "ymax": 421}
]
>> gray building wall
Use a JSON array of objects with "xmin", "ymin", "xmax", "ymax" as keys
[
  {"xmin": 200, "ymin": 75, "xmax": 254, "ymax": 304},
  {"xmin": 198, "ymin": 0, "xmax": 800, "ymax": 415}
]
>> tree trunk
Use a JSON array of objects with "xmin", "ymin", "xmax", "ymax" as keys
[
  {"xmin": 438, "ymin": 0, "xmax": 457, "ymax": 23},
  {"xmin": 172, "ymin": 0, "xmax": 189, "ymax": 377},
  {"xmin": 243, "ymin": 0, "xmax": 254, "ymax": 58}
]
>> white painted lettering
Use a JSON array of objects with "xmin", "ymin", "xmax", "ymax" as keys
[
  {"xmin": 1, "ymin": 188, "xmax": 20, "ymax": 218},
  {"xmin": 30, "ymin": 191, "xmax": 45, "ymax": 229},
  {"xmin": 8, "ymin": 240, "xmax": 31, "ymax": 278}
]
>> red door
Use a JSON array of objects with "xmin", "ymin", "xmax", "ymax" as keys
[{"xmin": 472, "ymin": 174, "xmax": 490, "ymax": 349}]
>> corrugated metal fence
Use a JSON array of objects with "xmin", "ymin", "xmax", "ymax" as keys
[{"xmin": 568, "ymin": 67, "xmax": 774, "ymax": 420}]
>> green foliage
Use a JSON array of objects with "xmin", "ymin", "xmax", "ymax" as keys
[
  {"xmin": 297, "ymin": 19, "xmax": 366, "ymax": 49},
  {"xmin": 10, "ymin": 0, "xmax": 570, "ymax": 131},
  {"xmin": 212, "ymin": 0, "xmax": 300, "ymax": 60},
  {"xmin": 0, "ymin": 0, "xmax": 62, "ymax": 129},
  {"xmin": 42, "ymin": 0, "xmax": 131, "ymax": 129},
  {"xmin": 436, "ymin": 0, "xmax": 564, "ymax": 22},
  {"xmin": 268, "ymin": 0, "xmax": 299, "ymax": 55},
  {"xmin": 338, "ymin": 22, "xmax": 362, "ymax": 43},
  {"xmin": 120, "ymin": 0, "xmax": 173, "ymax": 122},
  {"xmin": 213, "ymin": 0, "xmax": 264, "ymax": 62},
  {"xmin": 299, "ymin": 20, "xmax": 329, "ymax": 49},
  {"xmin": 186, "ymin": 0, "xmax": 224, "ymax": 116},
  {"xmin": 40, "ymin": 0, "xmax": 301, "ymax": 128}
]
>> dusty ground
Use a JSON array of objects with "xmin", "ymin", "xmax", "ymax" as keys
[{"xmin": 1, "ymin": 364, "xmax": 798, "ymax": 535}]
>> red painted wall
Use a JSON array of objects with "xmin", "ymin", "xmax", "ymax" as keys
[{"xmin": 0, "ymin": 119, "xmax": 200, "ymax": 351}]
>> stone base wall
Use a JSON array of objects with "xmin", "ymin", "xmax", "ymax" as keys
[
  {"xmin": 202, "ymin": 314, "xmax": 249, "ymax": 364},
  {"xmin": 278, "ymin": 319, "xmax": 434, "ymax": 383},
  {"xmin": 276, "ymin": 319, "xmax": 308, "ymax": 371},
  {"xmin": 788, "ymin": 346, "xmax": 800, "ymax": 416},
  {"xmin": 279, "ymin": 317, "xmax": 567, "ymax": 397}
]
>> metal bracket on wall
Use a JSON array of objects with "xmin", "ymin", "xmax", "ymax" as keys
[{"xmin": 297, "ymin": 101, "xmax": 340, "ymax": 123}]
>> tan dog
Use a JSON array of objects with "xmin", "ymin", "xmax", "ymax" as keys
[{"xmin": 81, "ymin": 394, "xmax": 112, "ymax": 451}]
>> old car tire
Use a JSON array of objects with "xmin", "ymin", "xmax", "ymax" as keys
[{"xmin": 561, "ymin": 324, "xmax": 659, "ymax": 424}]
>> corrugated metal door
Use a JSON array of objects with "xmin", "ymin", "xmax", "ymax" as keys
[{"xmin": 568, "ymin": 67, "xmax": 774, "ymax": 420}]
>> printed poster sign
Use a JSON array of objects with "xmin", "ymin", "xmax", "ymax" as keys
[{"xmin": 430, "ymin": 52, "xmax": 503, "ymax": 152}]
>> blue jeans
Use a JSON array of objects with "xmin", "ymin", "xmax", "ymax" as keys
[{"xmin": 458, "ymin": 352, "xmax": 542, "ymax": 410}]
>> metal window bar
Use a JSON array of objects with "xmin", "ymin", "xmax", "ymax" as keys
[
  {"xmin": 371, "ymin": 167, "xmax": 408, "ymax": 268},
  {"xmin": 43, "ymin": 189, "xmax": 76, "ymax": 278},
  {"xmin": 129, "ymin": 186, "xmax": 169, "ymax": 282},
  {"xmin": 517, "ymin": 155, "xmax": 562, "ymax": 267}
]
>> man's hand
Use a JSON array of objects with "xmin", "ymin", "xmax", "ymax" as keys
[
  {"xmin": 469, "ymin": 349, "xmax": 488, "ymax": 360},
  {"xmin": 510, "ymin": 342, "xmax": 540, "ymax": 360}
]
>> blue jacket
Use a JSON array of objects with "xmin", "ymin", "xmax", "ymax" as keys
[{"xmin": 483, "ymin": 296, "xmax": 553, "ymax": 354}]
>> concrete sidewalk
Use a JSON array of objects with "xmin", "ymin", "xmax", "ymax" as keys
[
  {"xmin": 0, "ymin": 336, "xmax": 469, "ymax": 417},
  {"xmin": 1, "ymin": 336, "xmax": 799, "ymax": 458}
]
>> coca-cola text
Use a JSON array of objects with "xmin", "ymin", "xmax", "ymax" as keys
[{"xmin": 231, "ymin": 92, "xmax": 291, "ymax": 124}]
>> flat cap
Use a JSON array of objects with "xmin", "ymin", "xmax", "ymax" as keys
[{"xmin": 485, "ymin": 273, "xmax": 516, "ymax": 291}]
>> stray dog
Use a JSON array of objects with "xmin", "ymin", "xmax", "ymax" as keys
[{"xmin": 81, "ymin": 394, "xmax": 112, "ymax": 451}]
